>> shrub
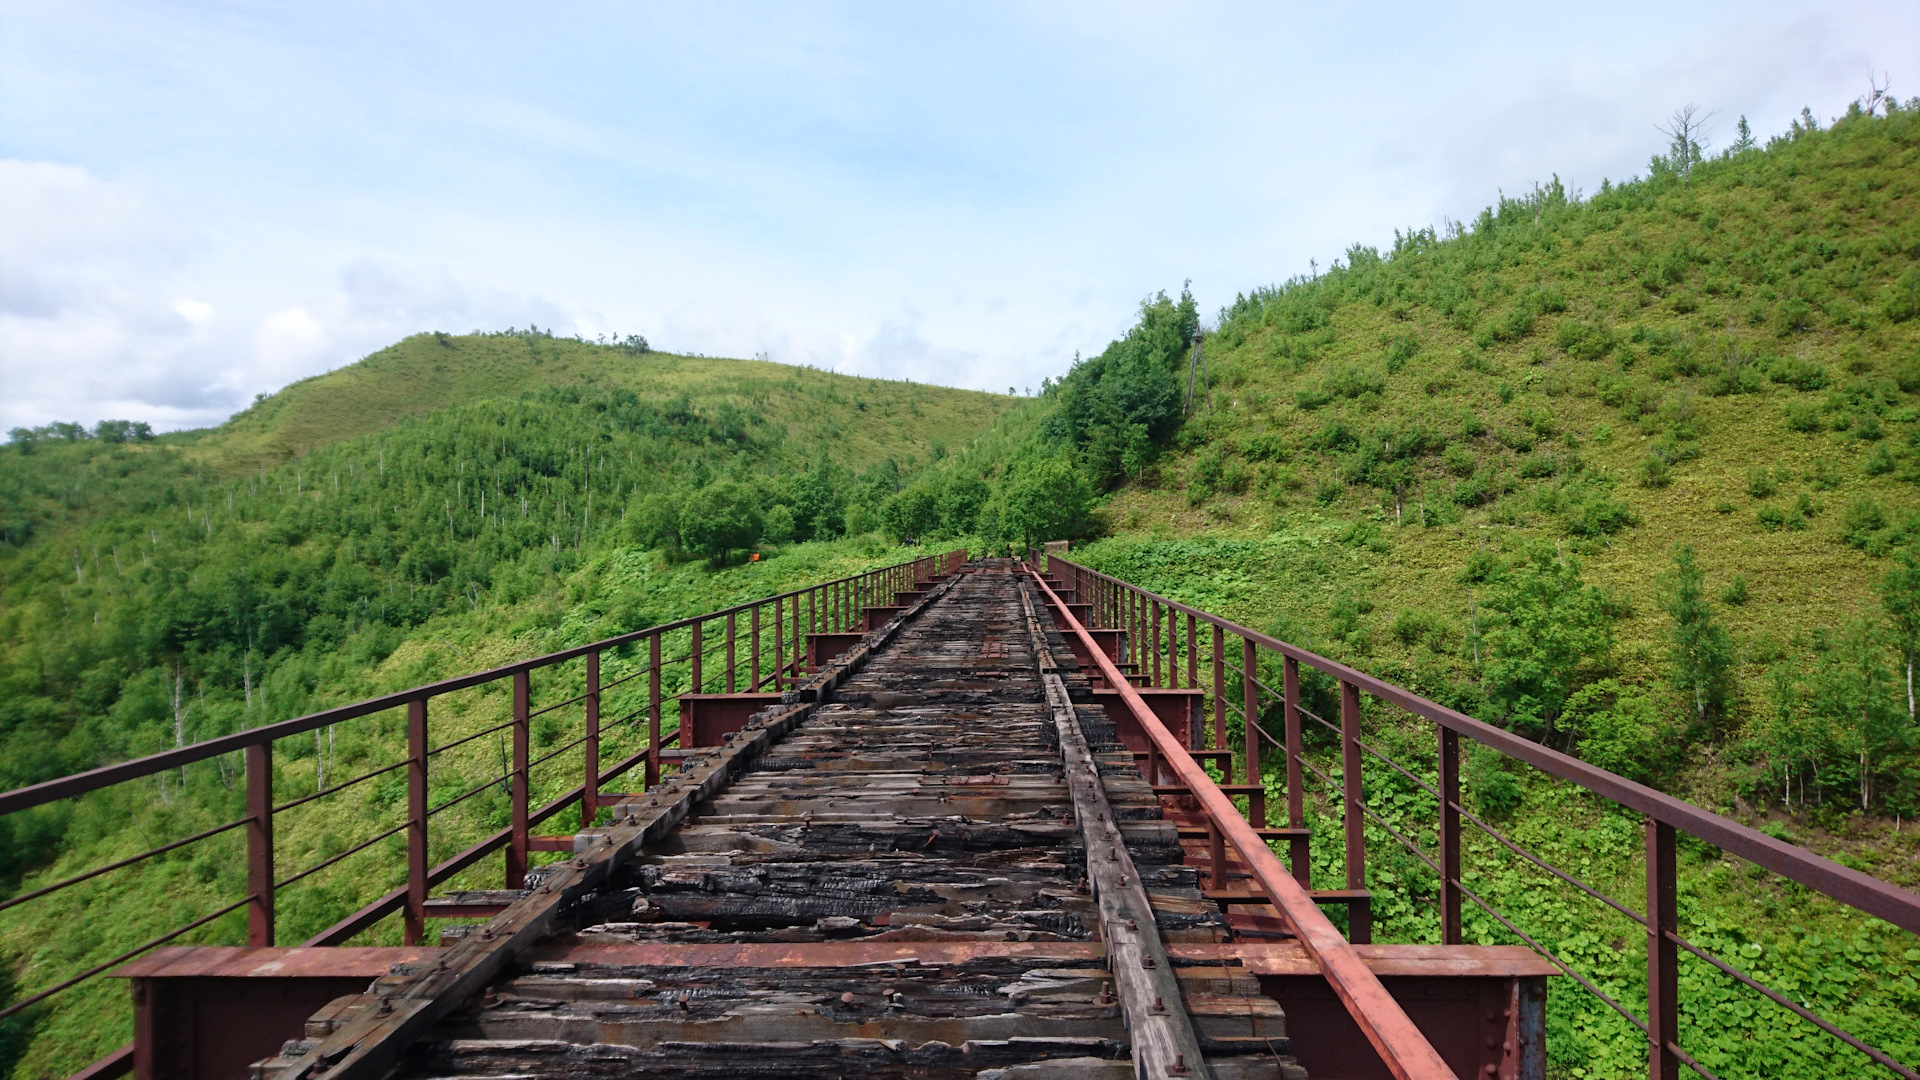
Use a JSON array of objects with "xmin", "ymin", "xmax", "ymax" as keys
[
  {"xmin": 1721, "ymin": 574, "xmax": 1750, "ymax": 605},
  {"xmin": 1757, "ymin": 505, "xmax": 1788, "ymax": 530},
  {"xmin": 1774, "ymin": 295, "xmax": 1816, "ymax": 335},
  {"xmin": 1746, "ymin": 468, "xmax": 1777, "ymax": 499},
  {"xmin": 1383, "ymin": 333, "xmax": 1419, "ymax": 373},
  {"xmin": 1390, "ymin": 607, "xmax": 1449, "ymax": 648},
  {"xmin": 1768, "ymin": 355, "xmax": 1830, "ymax": 391},
  {"xmin": 1566, "ymin": 493, "xmax": 1637, "ymax": 537},
  {"xmin": 1842, "ymin": 495, "xmax": 1889, "ymax": 551},
  {"xmin": 1785, "ymin": 402, "xmax": 1824, "ymax": 432},
  {"xmin": 1641, "ymin": 456, "xmax": 1673, "ymax": 487},
  {"xmin": 1563, "ymin": 679, "xmax": 1680, "ymax": 783},
  {"xmin": 1864, "ymin": 443, "xmax": 1896, "ymax": 475}
]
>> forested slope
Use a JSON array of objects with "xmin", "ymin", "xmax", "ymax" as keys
[
  {"xmin": 0, "ymin": 340, "xmax": 1015, "ymax": 1075},
  {"xmin": 848, "ymin": 99, "xmax": 1920, "ymax": 1077}
]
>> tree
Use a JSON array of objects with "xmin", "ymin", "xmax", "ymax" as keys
[
  {"xmin": 1662, "ymin": 545, "xmax": 1732, "ymax": 724},
  {"xmin": 998, "ymin": 457, "xmax": 1093, "ymax": 553},
  {"xmin": 1480, "ymin": 548, "xmax": 1616, "ymax": 745},
  {"xmin": 1881, "ymin": 547, "xmax": 1920, "ymax": 722},
  {"xmin": 1807, "ymin": 620, "xmax": 1903, "ymax": 810},
  {"xmin": 938, "ymin": 473, "xmax": 991, "ymax": 534},
  {"xmin": 878, "ymin": 485, "xmax": 939, "ymax": 543},
  {"xmin": 1656, "ymin": 105, "xmax": 1712, "ymax": 184},
  {"xmin": 1729, "ymin": 115, "xmax": 1756, "ymax": 154},
  {"xmin": 678, "ymin": 480, "xmax": 764, "ymax": 564}
]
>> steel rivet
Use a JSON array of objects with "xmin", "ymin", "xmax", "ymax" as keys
[{"xmin": 1150, "ymin": 994, "xmax": 1166, "ymax": 1012}]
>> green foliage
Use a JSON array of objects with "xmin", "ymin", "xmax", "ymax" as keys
[
  {"xmin": 1042, "ymin": 288, "xmax": 1199, "ymax": 487},
  {"xmin": 995, "ymin": 456, "xmax": 1094, "ymax": 550},
  {"xmin": 1721, "ymin": 573, "xmax": 1751, "ymax": 606},
  {"xmin": 1663, "ymin": 545, "xmax": 1733, "ymax": 723},
  {"xmin": 1480, "ymin": 548, "xmax": 1617, "ymax": 741},
  {"xmin": 1562, "ymin": 678, "xmax": 1679, "ymax": 782}
]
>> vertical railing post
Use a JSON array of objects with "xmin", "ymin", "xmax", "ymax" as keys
[
  {"xmin": 1211, "ymin": 624, "xmax": 1226, "ymax": 751},
  {"xmin": 1185, "ymin": 612, "xmax": 1198, "ymax": 694},
  {"xmin": 750, "ymin": 603, "xmax": 762, "ymax": 689},
  {"xmin": 1647, "ymin": 818, "xmax": 1680, "ymax": 1080},
  {"xmin": 773, "ymin": 596, "xmax": 785, "ymax": 689},
  {"xmin": 807, "ymin": 588, "xmax": 816, "ymax": 668},
  {"xmin": 404, "ymin": 697, "xmax": 428, "ymax": 945},
  {"xmin": 245, "ymin": 739, "xmax": 273, "ymax": 947},
  {"xmin": 1151, "ymin": 602, "xmax": 1162, "ymax": 687},
  {"xmin": 1339, "ymin": 679, "xmax": 1369, "ymax": 943},
  {"xmin": 726, "ymin": 612, "xmax": 737, "ymax": 692},
  {"xmin": 1242, "ymin": 637, "xmax": 1263, "ymax": 828},
  {"xmin": 1438, "ymin": 724, "xmax": 1462, "ymax": 944},
  {"xmin": 1283, "ymin": 656, "xmax": 1309, "ymax": 888},
  {"xmin": 690, "ymin": 621, "xmax": 703, "ymax": 696},
  {"xmin": 647, "ymin": 633, "xmax": 662, "ymax": 787},
  {"xmin": 508, "ymin": 671, "xmax": 529, "ymax": 888},
  {"xmin": 583, "ymin": 650, "xmax": 601, "ymax": 828}
]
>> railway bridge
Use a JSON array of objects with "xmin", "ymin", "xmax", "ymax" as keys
[{"xmin": 3, "ymin": 553, "xmax": 1917, "ymax": 1080}]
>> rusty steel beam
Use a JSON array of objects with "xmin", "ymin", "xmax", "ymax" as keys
[
  {"xmin": 1024, "ymin": 563, "xmax": 1458, "ymax": 1080},
  {"xmin": 1017, "ymin": 583, "xmax": 1211, "ymax": 1079}
]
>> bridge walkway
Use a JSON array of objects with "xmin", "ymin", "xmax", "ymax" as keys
[{"xmin": 252, "ymin": 562, "xmax": 1302, "ymax": 1080}]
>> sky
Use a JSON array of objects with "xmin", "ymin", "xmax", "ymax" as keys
[{"xmin": 1, "ymin": 2, "xmax": 1915, "ymax": 433}]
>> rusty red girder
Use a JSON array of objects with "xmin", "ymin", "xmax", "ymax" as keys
[{"xmin": 1022, "ymin": 564, "xmax": 1459, "ymax": 1080}]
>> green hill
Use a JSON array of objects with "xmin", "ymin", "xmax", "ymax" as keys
[
  {"xmin": 884, "ymin": 101, "xmax": 1920, "ymax": 1077},
  {"xmin": 0, "ymin": 338, "xmax": 1016, "ymax": 1076},
  {"xmin": 193, "ymin": 331, "xmax": 1010, "ymax": 470},
  {"xmin": 8, "ymin": 101, "xmax": 1920, "ymax": 1080}
]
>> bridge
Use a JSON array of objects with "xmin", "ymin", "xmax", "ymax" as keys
[{"xmin": 3, "ymin": 553, "xmax": 1917, "ymax": 1079}]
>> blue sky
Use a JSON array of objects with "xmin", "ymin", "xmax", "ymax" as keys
[{"xmin": 2, "ymin": 1, "xmax": 1913, "ymax": 431}]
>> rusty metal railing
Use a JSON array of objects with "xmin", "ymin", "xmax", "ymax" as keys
[
  {"xmin": 0, "ymin": 549, "xmax": 967, "ymax": 1080},
  {"xmin": 1031, "ymin": 550, "xmax": 1920, "ymax": 1080}
]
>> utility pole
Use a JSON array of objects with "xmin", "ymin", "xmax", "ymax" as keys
[{"xmin": 1184, "ymin": 330, "xmax": 1212, "ymax": 416}]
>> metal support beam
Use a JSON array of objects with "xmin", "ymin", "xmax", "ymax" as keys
[
  {"xmin": 245, "ymin": 741, "xmax": 273, "ymax": 947},
  {"xmin": 1024, "ymin": 566, "xmax": 1455, "ymax": 1080},
  {"xmin": 1646, "ymin": 818, "xmax": 1679, "ymax": 1080}
]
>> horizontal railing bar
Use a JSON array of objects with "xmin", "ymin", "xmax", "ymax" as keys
[
  {"xmin": 1670, "ymin": 1043, "xmax": 1722, "ymax": 1080},
  {"xmin": 527, "ymin": 731, "xmax": 592, "ymax": 772},
  {"xmin": 275, "ymin": 759, "xmax": 410, "ymax": 814},
  {"xmin": 427, "ymin": 720, "xmax": 516, "ymax": 761},
  {"xmin": 0, "ymin": 816, "xmax": 250, "ymax": 915},
  {"xmin": 1451, "ymin": 872, "xmax": 1650, "ymax": 1037},
  {"xmin": 1665, "ymin": 928, "xmax": 1919, "ymax": 1079},
  {"xmin": 299, "ymin": 740, "xmax": 658, "ymax": 946},
  {"xmin": 427, "ymin": 777, "xmax": 501, "ymax": 819},
  {"xmin": 0, "ymin": 552, "xmax": 958, "ymax": 816},
  {"xmin": 1250, "ymin": 667, "xmax": 1652, "ymax": 930},
  {"xmin": 1053, "ymin": 555, "xmax": 1920, "ymax": 934},
  {"xmin": 0, "ymin": 894, "xmax": 251, "ymax": 1021},
  {"xmin": 274, "ymin": 822, "xmax": 409, "ymax": 890},
  {"xmin": 1024, "ymin": 564, "xmax": 1456, "ymax": 1079},
  {"xmin": 1448, "ymin": 794, "xmax": 1649, "ymax": 929}
]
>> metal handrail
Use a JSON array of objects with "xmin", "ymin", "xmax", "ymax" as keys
[
  {"xmin": 0, "ymin": 552, "xmax": 959, "ymax": 816},
  {"xmin": 1023, "ymin": 564, "xmax": 1458, "ymax": 1080},
  {"xmin": 1037, "ymin": 550, "xmax": 1920, "ymax": 1080},
  {"xmin": 2, "ymin": 548, "xmax": 965, "ymax": 1080},
  {"xmin": 1044, "ymin": 554, "xmax": 1920, "ymax": 934}
]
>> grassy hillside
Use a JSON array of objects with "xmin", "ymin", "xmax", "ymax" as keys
[
  {"xmin": 0, "ymin": 338, "xmax": 1013, "ymax": 1076},
  {"xmin": 1032, "ymin": 102, "xmax": 1920, "ymax": 1077},
  {"xmin": 190, "ymin": 331, "xmax": 1011, "ymax": 470}
]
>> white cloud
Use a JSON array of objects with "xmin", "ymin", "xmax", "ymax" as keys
[{"xmin": 0, "ymin": 2, "xmax": 1911, "ymax": 433}]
